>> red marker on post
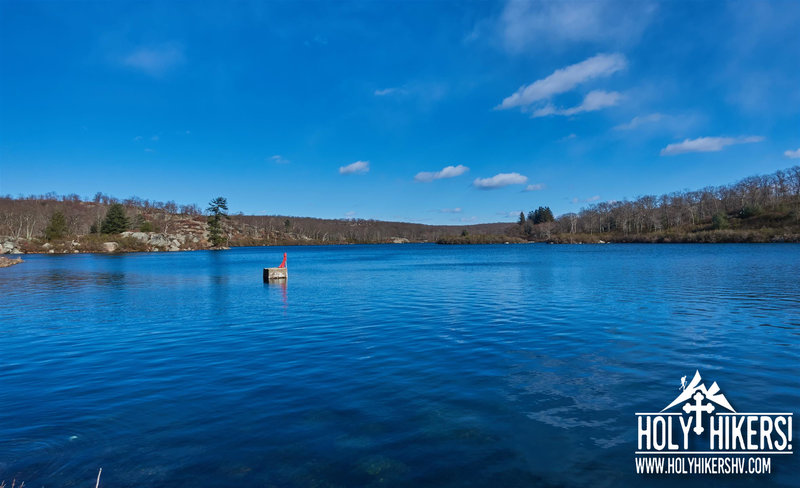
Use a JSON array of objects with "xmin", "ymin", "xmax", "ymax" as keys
[{"xmin": 278, "ymin": 252, "xmax": 287, "ymax": 268}]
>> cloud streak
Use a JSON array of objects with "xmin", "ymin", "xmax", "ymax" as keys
[
  {"xmin": 614, "ymin": 113, "xmax": 663, "ymax": 130},
  {"xmin": 524, "ymin": 183, "xmax": 545, "ymax": 191},
  {"xmin": 122, "ymin": 44, "xmax": 185, "ymax": 77},
  {"xmin": 414, "ymin": 164, "xmax": 469, "ymax": 182},
  {"xmin": 339, "ymin": 160, "xmax": 370, "ymax": 174},
  {"xmin": 532, "ymin": 90, "xmax": 622, "ymax": 117},
  {"xmin": 498, "ymin": 53, "xmax": 626, "ymax": 111},
  {"xmin": 498, "ymin": 0, "xmax": 657, "ymax": 52},
  {"xmin": 660, "ymin": 136, "xmax": 764, "ymax": 156},
  {"xmin": 473, "ymin": 172, "xmax": 528, "ymax": 189},
  {"xmin": 374, "ymin": 88, "xmax": 399, "ymax": 96}
]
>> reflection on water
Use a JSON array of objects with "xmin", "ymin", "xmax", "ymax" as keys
[
  {"xmin": 263, "ymin": 280, "xmax": 289, "ymax": 310},
  {"xmin": 0, "ymin": 244, "xmax": 798, "ymax": 487}
]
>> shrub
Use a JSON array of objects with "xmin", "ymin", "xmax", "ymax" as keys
[
  {"xmin": 711, "ymin": 212, "xmax": 729, "ymax": 230},
  {"xmin": 739, "ymin": 205, "xmax": 762, "ymax": 219}
]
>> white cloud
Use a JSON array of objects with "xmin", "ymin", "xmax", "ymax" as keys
[
  {"xmin": 473, "ymin": 172, "xmax": 528, "ymax": 189},
  {"xmin": 270, "ymin": 155, "xmax": 290, "ymax": 164},
  {"xmin": 439, "ymin": 208, "xmax": 463, "ymax": 213},
  {"xmin": 345, "ymin": 211, "xmax": 357, "ymax": 217},
  {"xmin": 374, "ymin": 88, "xmax": 398, "ymax": 96},
  {"xmin": 532, "ymin": 90, "xmax": 622, "ymax": 117},
  {"xmin": 122, "ymin": 44, "xmax": 185, "ymax": 77},
  {"xmin": 498, "ymin": 53, "xmax": 626, "ymax": 111},
  {"xmin": 498, "ymin": 0, "xmax": 656, "ymax": 52},
  {"xmin": 414, "ymin": 164, "xmax": 469, "ymax": 182},
  {"xmin": 571, "ymin": 195, "xmax": 601, "ymax": 204},
  {"xmin": 339, "ymin": 160, "xmax": 370, "ymax": 174},
  {"xmin": 784, "ymin": 148, "xmax": 800, "ymax": 159},
  {"xmin": 660, "ymin": 136, "xmax": 765, "ymax": 156},
  {"xmin": 524, "ymin": 183, "xmax": 545, "ymax": 192},
  {"xmin": 614, "ymin": 113, "xmax": 663, "ymax": 130}
]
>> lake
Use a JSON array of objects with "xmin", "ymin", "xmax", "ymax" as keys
[{"xmin": 1, "ymin": 244, "xmax": 798, "ymax": 487}]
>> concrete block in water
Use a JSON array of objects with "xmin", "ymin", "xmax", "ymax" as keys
[{"xmin": 263, "ymin": 267, "xmax": 288, "ymax": 281}]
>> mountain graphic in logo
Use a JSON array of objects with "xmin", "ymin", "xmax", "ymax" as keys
[{"xmin": 661, "ymin": 370, "xmax": 735, "ymax": 413}]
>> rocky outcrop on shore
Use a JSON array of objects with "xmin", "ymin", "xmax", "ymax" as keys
[
  {"xmin": 2, "ymin": 238, "xmax": 23, "ymax": 254},
  {"xmin": 118, "ymin": 230, "xmax": 206, "ymax": 252},
  {"xmin": 1, "ymin": 227, "xmax": 211, "ymax": 255}
]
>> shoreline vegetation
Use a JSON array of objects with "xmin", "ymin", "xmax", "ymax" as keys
[{"xmin": 1, "ymin": 165, "xmax": 799, "ymax": 257}]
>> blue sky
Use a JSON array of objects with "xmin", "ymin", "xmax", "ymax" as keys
[{"xmin": 1, "ymin": 0, "xmax": 799, "ymax": 224}]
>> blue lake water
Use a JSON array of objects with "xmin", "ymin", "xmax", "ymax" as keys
[{"xmin": 1, "ymin": 244, "xmax": 798, "ymax": 487}]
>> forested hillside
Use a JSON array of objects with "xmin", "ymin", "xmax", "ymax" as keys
[{"xmin": 2, "ymin": 165, "xmax": 799, "ymax": 253}]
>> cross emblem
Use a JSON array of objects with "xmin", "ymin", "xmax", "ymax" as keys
[{"xmin": 683, "ymin": 391, "xmax": 715, "ymax": 434}]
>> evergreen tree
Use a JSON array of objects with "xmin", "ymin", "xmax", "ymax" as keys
[
  {"xmin": 207, "ymin": 196, "xmax": 228, "ymax": 247},
  {"xmin": 540, "ymin": 206, "xmax": 555, "ymax": 223},
  {"xmin": 44, "ymin": 211, "xmax": 68, "ymax": 241},
  {"xmin": 530, "ymin": 206, "xmax": 555, "ymax": 225},
  {"xmin": 712, "ymin": 212, "xmax": 729, "ymax": 230},
  {"xmin": 518, "ymin": 211, "xmax": 526, "ymax": 226},
  {"xmin": 100, "ymin": 203, "xmax": 129, "ymax": 234}
]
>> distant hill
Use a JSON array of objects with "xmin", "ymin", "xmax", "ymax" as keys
[
  {"xmin": 0, "ymin": 194, "xmax": 518, "ymax": 253},
  {"xmin": 1, "ymin": 164, "xmax": 799, "ymax": 254}
]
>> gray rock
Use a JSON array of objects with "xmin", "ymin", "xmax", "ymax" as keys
[
  {"xmin": 102, "ymin": 242, "xmax": 119, "ymax": 252},
  {"xmin": 148, "ymin": 234, "xmax": 171, "ymax": 247}
]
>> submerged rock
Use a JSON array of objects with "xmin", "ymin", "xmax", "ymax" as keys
[{"xmin": 0, "ymin": 256, "xmax": 23, "ymax": 267}]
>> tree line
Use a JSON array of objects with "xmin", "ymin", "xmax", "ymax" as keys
[
  {"xmin": 3, "ymin": 165, "xmax": 798, "ymax": 246},
  {"xmin": 521, "ymin": 165, "xmax": 800, "ymax": 241}
]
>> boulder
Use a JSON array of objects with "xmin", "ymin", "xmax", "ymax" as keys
[
  {"xmin": 1, "ymin": 240, "xmax": 19, "ymax": 254},
  {"xmin": 148, "ymin": 234, "xmax": 171, "ymax": 247},
  {"xmin": 102, "ymin": 242, "xmax": 119, "ymax": 252}
]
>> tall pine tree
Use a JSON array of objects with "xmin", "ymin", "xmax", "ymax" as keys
[
  {"xmin": 100, "ymin": 203, "xmax": 129, "ymax": 234},
  {"xmin": 207, "ymin": 197, "xmax": 228, "ymax": 247}
]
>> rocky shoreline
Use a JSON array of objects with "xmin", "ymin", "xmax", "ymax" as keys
[{"xmin": 1, "ymin": 229, "xmax": 209, "ymax": 255}]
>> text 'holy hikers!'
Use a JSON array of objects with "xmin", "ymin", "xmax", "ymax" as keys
[{"xmin": 635, "ymin": 371, "xmax": 793, "ymax": 476}]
